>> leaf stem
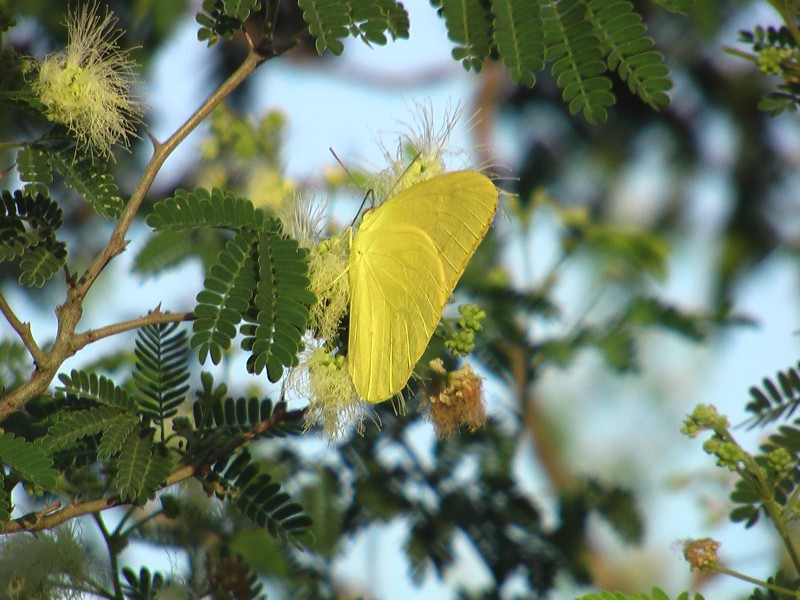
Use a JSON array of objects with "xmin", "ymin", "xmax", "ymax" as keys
[
  {"xmin": 92, "ymin": 512, "xmax": 124, "ymax": 600},
  {"xmin": 717, "ymin": 426, "xmax": 800, "ymax": 573},
  {"xmin": 722, "ymin": 46, "xmax": 759, "ymax": 63},
  {"xmin": 713, "ymin": 563, "xmax": 800, "ymax": 597},
  {"xmin": 753, "ymin": 477, "xmax": 800, "ymax": 572}
]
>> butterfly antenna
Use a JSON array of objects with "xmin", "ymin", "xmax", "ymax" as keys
[
  {"xmin": 385, "ymin": 150, "xmax": 422, "ymax": 195},
  {"xmin": 329, "ymin": 147, "xmax": 357, "ymax": 183},
  {"xmin": 350, "ymin": 189, "xmax": 374, "ymax": 228},
  {"xmin": 329, "ymin": 147, "xmax": 377, "ymax": 227},
  {"xmin": 331, "ymin": 148, "xmax": 424, "ymax": 227}
]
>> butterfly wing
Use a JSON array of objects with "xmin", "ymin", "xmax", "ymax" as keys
[
  {"xmin": 348, "ymin": 171, "xmax": 499, "ymax": 403},
  {"xmin": 349, "ymin": 223, "xmax": 447, "ymax": 402}
]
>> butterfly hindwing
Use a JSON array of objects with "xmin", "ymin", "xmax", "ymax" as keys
[
  {"xmin": 348, "ymin": 171, "xmax": 499, "ymax": 403},
  {"xmin": 349, "ymin": 223, "xmax": 446, "ymax": 401}
]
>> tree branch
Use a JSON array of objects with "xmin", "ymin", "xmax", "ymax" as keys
[
  {"xmin": 72, "ymin": 310, "xmax": 194, "ymax": 350},
  {"xmin": 0, "ymin": 290, "xmax": 45, "ymax": 364},
  {"xmin": 0, "ymin": 47, "xmax": 268, "ymax": 424}
]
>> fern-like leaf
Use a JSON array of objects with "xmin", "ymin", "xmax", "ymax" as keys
[
  {"xmin": 0, "ymin": 213, "xmax": 28, "ymax": 263},
  {"xmin": 8, "ymin": 190, "xmax": 63, "ymax": 231},
  {"xmin": 18, "ymin": 240, "xmax": 67, "ymax": 287},
  {"xmin": 147, "ymin": 188, "xmax": 269, "ymax": 232},
  {"xmin": 349, "ymin": 0, "xmax": 410, "ymax": 46},
  {"xmin": 16, "ymin": 145, "xmax": 52, "ymax": 198},
  {"xmin": 543, "ymin": 0, "xmax": 614, "ymax": 124},
  {"xmin": 133, "ymin": 230, "xmax": 197, "ymax": 275},
  {"xmin": 434, "ymin": 0, "xmax": 493, "ymax": 72},
  {"xmin": 48, "ymin": 146, "xmax": 124, "ymax": 218},
  {"xmin": 223, "ymin": 0, "xmax": 261, "ymax": 20},
  {"xmin": 98, "ymin": 413, "xmax": 140, "ymax": 459},
  {"xmin": 192, "ymin": 230, "xmax": 259, "ymax": 365},
  {"xmin": 196, "ymin": 0, "xmax": 248, "ymax": 47},
  {"xmin": 744, "ymin": 360, "xmax": 800, "ymax": 428},
  {"xmin": 380, "ymin": 0, "xmax": 411, "ymax": 40},
  {"xmin": 0, "ymin": 190, "xmax": 66, "ymax": 286},
  {"xmin": 209, "ymin": 450, "xmax": 312, "ymax": 545},
  {"xmin": 113, "ymin": 428, "xmax": 155, "ymax": 503},
  {"xmin": 38, "ymin": 405, "xmax": 133, "ymax": 454},
  {"xmin": 0, "ymin": 431, "xmax": 57, "ymax": 488},
  {"xmin": 192, "ymin": 396, "xmax": 302, "ymax": 438},
  {"xmin": 57, "ymin": 369, "xmax": 139, "ymax": 413},
  {"xmin": 243, "ymin": 230, "xmax": 314, "ymax": 381},
  {"xmin": 299, "ymin": 0, "xmax": 409, "ymax": 54},
  {"xmin": 0, "ymin": 190, "xmax": 63, "ymax": 261},
  {"xmin": 585, "ymin": 0, "xmax": 671, "ymax": 110},
  {"xmin": 729, "ymin": 477, "xmax": 761, "ymax": 527},
  {"xmin": 491, "ymin": 0, "xmax": 545, "ymax": 86},
  {"xmin": 122, "ymin": 567, "xmax": 166, "ymax": 600},
  {"xmin": 133, "ymin": 321, "xmax": 190, "ymax": 432},
  {"xmin": 140, "ymin": 445, "xmax": 176, "ymax": 503},
  {"xmin": 298, "ymin": 0, "xmax": 350, "ymax": 55}
]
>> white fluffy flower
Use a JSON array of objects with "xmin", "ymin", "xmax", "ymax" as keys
[{"xmin": 33, "ymin": 2, "xmax": 144, "ymax": 157}]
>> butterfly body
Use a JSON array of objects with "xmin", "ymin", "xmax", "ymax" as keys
[{"xmin": 347, "ymin": 171, "xmax": 499, "ymax": 403}]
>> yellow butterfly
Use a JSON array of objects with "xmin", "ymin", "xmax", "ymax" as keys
[{"xmin": 347, "ymin": 171, "xmax": 499, "ymax": 403}]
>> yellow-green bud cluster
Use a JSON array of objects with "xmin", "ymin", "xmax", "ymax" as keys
[
  {"xmin": 445, "ymin": 304, "xmax": 486, "ymax": 357},
  {"xmin": 681, "ymin": 404, "xmax": 729, "ymax": 437},
  {"xmin": 757, "ymin": 46, "xmax": 795, "ymax": 75},
  {"xmin": 766, "ymin": 446, "xmax": 792, "ymax": 474},
  {"xmin": 317, "ymin": 353, "xmax": 345, "ymax": 371},
  {"xmin": 702, "ymin": 437, "xmax": 745, "ymax": 471}
]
